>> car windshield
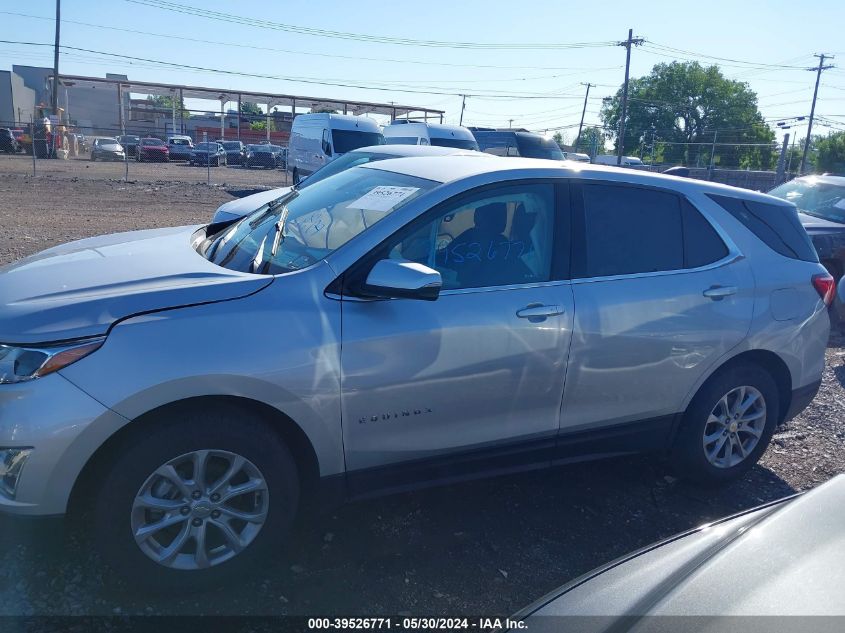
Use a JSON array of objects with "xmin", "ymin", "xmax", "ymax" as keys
[
  {"xmin": 200, "ymin": 167, "xmax": 436, "ymax": 275},
  {"xmin": 516, "ymin": 135, "xmax": 564, "ymax": 160},
  {"xmin": 143, "ymin": 138, "xmax": 165, "ymax": 146},
  {"xmin": 430, "ymin": 137, "xmax": 479, "ymax": 151},
  {"xmin": 222, "ymin": 142, "xmax": 242, "ymax": 150},
  {"xmin": 332, "ymin": 130, "xmax": 385, "ymax": 154},
  {"xmin": 120, "ymin": 136, "xmax": 139, "ymax": 143},
  {"xmin": 769, "ymin": 179, "xmax": 845, "ymax": 223},
  {"xmin": 195, "ymin": 143, "xmax": 216, "ymax": 151},
  {"xmin": 254, "ymin": 145, "xmax": 279, "ymax": 152},
  {"xmin": 385, "ymin": 137, "xmax": 419, "ymax": 145},
  {"xmin": 300, "ymin": 151, "xmax": 398, "ymax": 188},
  {"xmin": 170, "ymin": 138, "xmax": 191, "ymax": 145}
]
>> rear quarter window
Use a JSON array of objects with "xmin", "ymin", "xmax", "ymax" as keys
[{"xmin": 706, "ymin": 194, "xmax": 818, "ymax": 263}]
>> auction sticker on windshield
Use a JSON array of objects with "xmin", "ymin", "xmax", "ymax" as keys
[{"xmin": 349, "ymin": 186, "xmax": 420, "ymax": 212}]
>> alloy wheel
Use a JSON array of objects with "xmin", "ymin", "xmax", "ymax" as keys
[
  {"xmin": 702, "ymin": 385, "xmax": 767, "ymax": 469},
  {"xmin": 130, "ymin": 449, "xmax": 269, "ymax": 570}
]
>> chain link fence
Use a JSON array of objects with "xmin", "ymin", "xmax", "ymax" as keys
[{"xmin": 0, "ymin": 119, "xmax": 291, "ymax": 190}]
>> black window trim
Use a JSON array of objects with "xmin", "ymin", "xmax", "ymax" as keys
[
  {"xmin": 570, "ymin": 180, "xmax": 741, "ymax": 283},
  {"xmin": 334, "ymin": 178, "xmax": 573, "ymax": 299}
]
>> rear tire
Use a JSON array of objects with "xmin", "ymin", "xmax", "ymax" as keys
[
  {"xmin": 671, "ymin": 363, "xmax": 779, "ymax": 485},
  {"xmin": 91, "ymin": 404, "xmax": 299, "ymax": 591}
]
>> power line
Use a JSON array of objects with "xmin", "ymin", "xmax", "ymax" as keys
[
  {"xmin": 125, "ymin": 0, "xmax": 617, "ymax": 50},
  {"xmin": 0, "ymin": 40, "xmax": 596, "ymax": 99},
  {"xmin": 0, "ymin": 11, "xmax": 625, "ymax": 73}
]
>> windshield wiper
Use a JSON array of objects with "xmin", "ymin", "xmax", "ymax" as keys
[{"xmin": 258, "ymin": 204, "xmax": 292, "ymax": 274}]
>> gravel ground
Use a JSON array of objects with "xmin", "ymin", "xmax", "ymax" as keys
[{"xmin": 0, "ymin": 162, "xmax": 843, "ymax": 618}]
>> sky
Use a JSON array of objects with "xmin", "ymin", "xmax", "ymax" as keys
[{"xmin": 3, "ymin": 0, "xmax": 845, "ymax": 145}]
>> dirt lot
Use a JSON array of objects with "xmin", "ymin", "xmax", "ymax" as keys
[{"xmin": 0, "ymin": 158, "xmax": 844, "ymax": 617}]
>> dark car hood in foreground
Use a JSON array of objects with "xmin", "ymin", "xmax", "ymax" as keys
[
  {"xmin": 520, "ymin": 475, "xmax": 845, "ymax": 627},
  {"xmin": 0, "ymin": 226, "xmax": 272, "ymax": 344}
]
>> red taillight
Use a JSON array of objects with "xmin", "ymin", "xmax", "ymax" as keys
[{"xmin": 812, "ymin": 273, "xmax": 835, "ymax": 306}]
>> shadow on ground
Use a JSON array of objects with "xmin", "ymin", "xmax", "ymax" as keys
[{"xmin": 0, "ymin": 455, "xmax": 794, "ymax": 617}]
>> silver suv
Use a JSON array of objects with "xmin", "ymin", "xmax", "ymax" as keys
[{"xmin": 0, "ymin": 157, "xmax": 830, "ymax": 588}]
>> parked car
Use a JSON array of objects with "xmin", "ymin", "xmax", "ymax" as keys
[
  {"xmin": 244, "ymin": 144, "xmax": 284, "ymax": 169},
  {"xmin": 212, "ymin": 144, "xmax": 492, "ymax": 223},
  {"xmin": 515, "ymin": 475, "xmax": 845, "ymax": 627},
  {"xmin": 136, "ymin": 138, "xmax": 169, "ymax": 162},
  {"xmin": 0, "ymin": 157, "xmax": 828, "ymax": 590},
  {"xmin": 288, "ymin": 113, "xmax": 384, "ymax": 184},
  {"xmin": 167, "ymin": 135, "xmax": 194, "ymax": 161},
  {"xmin": 768, "ymin": 175, "xmax": 845, "ymax": 279},
  {"xmin": 470, "ymin": 128, "xmax": 563, "ymax": 160},
  {"xmin": 10, "ymin": 128, "xmax": 28, "ymax": 153},
  {"xmin": 383, "ymin": 121, "xmax": 479, "ymax": 151},
  {"xmin": 0, "ymin": 128, "xmax": 19, "ymax": 154},
  {"xmin": 190, "ymin": 142, "xmax": 227, "ymax": 166},
  {"xmin": 89, "ymin": 137, "xmax": 125, "ymax": 161},
  {"xmin": 218, "ymin": 140, "xmax": 246, "ymax": 165},
  {"xmin": 562, "ymin": 151, "xmax": 591, "ymax": 163},
  {"xmin": 118, "ymin": 135, "xmax": 140, "ymax": 157},
  {"xmin": 592, "ymin": 154, "xmax": 645, "ymax": 166}
]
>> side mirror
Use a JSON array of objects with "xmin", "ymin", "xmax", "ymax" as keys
[
  {"xmin": 360, "ymin": 259, "xmax": 442, "ymax": 301},
  {"xmin": 322, "ymin": 140, "xmax": 333, "ymax": 156}
]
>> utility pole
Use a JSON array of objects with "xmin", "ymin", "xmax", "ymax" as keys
[
  {"xmin": 616, "ymin": 29, "xmax": 644, "ymax": 166},
  {"xmin": 800, "ymin": 53, "xmax": 835, "ymax": 175},
  {"xmin": 575, "ymin": 82, "xmax": 593, "ymax": 152},
  {"xmin": 776, "ymin": 132, "xmax": 790, "ymax": 184},
  {"xmin": 508, "ymin": 119, "xmax": 514, "ymax": 128},
  {"xmin": 708, "ymin": 129, "xmax": 718, "ymax": 173},
  {"xmin": 459, "ymin": 94, "xmax": 466, "ymax": 126},
  {"xmin": 51, "ymin": 0, "xmax": 61, "ymax": 115}
]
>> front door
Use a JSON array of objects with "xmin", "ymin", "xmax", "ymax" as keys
[{"xmin": 340, "ymin": 182, "xmax": 573, "ymax": 476}]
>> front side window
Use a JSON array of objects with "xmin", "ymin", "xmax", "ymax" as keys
[
  {"xmin": 332, "ymin": 130, "xmax": 385, "ymax": 154},
  {"xmin": 200, "ymin": 167, "xmax": 436, "ymax": 275},
  {"xmin": 578, "ymin": 184, "xmax": 684, "ymax": 277},
  {"xmin": 385, "ymin": 137, "xmax": 419, "ymax": 145},
  {"xmin": 381, "ymin": 184, "xmax": 556, "ymax": 290},
  {"xmin": 430, "ymin": 137, "xmax": 479, "ymax": 151}
]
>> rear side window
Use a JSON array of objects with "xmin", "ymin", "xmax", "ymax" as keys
[
  {"xmin": 682, "ymin": 199, "xmax": 729, "ymax": 268},
  {"xmin": 579, "ymin": 184, "xmax": 683, "ymax": 277},
  {"xmin": 706, "ymin": 194, "xmax": 818, "ymax": 263}
]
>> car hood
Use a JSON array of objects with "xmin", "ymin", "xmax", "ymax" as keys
[
  {"xmin": 798, "ymin": 211, "xmax": 845, "ymax": 232},
  {"xmin": 212, "ymin": 187, "xmax": 291, "ymax": 223},
  {"xmin": 99, "ymin": 144, "xmax": 122, "ymax": 151},
  {"xmin": 0, "ymin": 225, "xmax": 272, "ymax": 345},
  {"xmin": 523, "ymin": 475, "xmax": 845, "ymax": 623}
]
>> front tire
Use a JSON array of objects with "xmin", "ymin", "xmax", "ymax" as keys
[
  {"xmin": 671, "ymin": 363, "xmax": 779, "ymax": 485},
  {"xmin": 91, "ymin": 405, "xmax": 299, "ymax": 590}
]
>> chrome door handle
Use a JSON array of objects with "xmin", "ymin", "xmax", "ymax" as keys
[
  {"xmin": 516, "ymin": 304, "xmax": 564, "ymax": 319},
  {"xmin": 703, "ymin": 285, "xmax": 738, "ymax": 299}
]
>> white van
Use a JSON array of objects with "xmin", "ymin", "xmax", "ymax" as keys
[
  {"xmin": 382, "ymin": 121, "xmax": 479, "ymax": 151},
  {"xmin": 288, "ymin": 113, "xmax": 384, "ymax": 183},
  {"xmin": 592, "ymin": 154, "xmax": 645, "ymax": 167}
]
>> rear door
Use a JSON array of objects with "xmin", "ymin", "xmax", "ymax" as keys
[{"xmin": 561, "ymin": 181, "xmax": 755, "ymax": 442}]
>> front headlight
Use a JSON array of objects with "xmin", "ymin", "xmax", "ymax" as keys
[
  {"xmin": 0, "ymin": 337, "xmax": 104, "ymax": 384},
  {"xmin": 0, "ymin": 448, "xmax": 32, "ymax": 498}
]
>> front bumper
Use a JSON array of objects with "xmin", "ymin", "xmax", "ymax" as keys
[{"xmin": 0, "ymin": 372, "xmax": 128, "ymax": 516}]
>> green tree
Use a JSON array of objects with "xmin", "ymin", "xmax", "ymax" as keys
[
  {"xmin": 250, "ymin": 119, "xmax": 275, "ymax": 132},
  {"xmin": 552, "ymin": 131, "xmax": 564, "ymax": 147},
  {"xmin": 145, "ymin": 95, "xmax": 188, "ymax": 117},
  {"xmin": 573, "ymin": 126, "xmax": 606, "ymax": 156},
  {"xmin": 240, "ymin": 101, "xmax": 263, "ymax": 117},
  {"xmin": 600, "ymin": 61, "xmax": 774, "ymax": 168},
  {"xmin": 814, "ymin": 131, "xmax": 845, "ymax": 174}
]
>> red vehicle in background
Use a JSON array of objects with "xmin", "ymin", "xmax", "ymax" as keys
[{"xmin": 135, "ymin": 137, "xmax": 170, "ymax": 162}]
